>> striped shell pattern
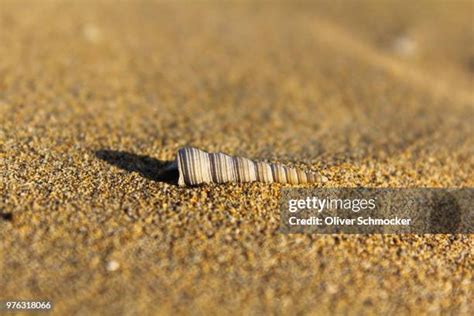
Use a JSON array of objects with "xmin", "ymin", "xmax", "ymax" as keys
[{"xmin": 176, "ymin": 147, "xmax": 317, "ymax": 186}]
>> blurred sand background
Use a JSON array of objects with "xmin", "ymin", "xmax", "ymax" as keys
[{"xmin": 0, "ymin": 0, "xmax": 473, "ymax": 314}]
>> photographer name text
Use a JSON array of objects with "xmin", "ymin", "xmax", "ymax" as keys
[{"xmin": 287, "ymin": 197, "xmax": 411, "ymax": 227}]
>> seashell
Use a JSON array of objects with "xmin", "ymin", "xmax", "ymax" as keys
[{"xmin": 171, "ymin": 146, "xmax": 317, "ymax": 186}]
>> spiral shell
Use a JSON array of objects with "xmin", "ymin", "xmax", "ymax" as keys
[{"xmin": 176, "ymin": 147, "xmax": 317, "ymax": 186}]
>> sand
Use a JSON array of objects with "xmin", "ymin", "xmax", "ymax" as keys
[{"xmin": 0, "ymin": 1, "xmax": 473, "ymax": 314}]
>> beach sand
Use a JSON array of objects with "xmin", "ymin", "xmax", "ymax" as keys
[{"xmin": 0, "ymin": 1, "xmax": 473, "ymax": 314}]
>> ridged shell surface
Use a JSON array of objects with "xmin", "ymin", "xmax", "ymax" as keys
[{"xmin": 177, "ymin": 147, "xmax": 316, "ymax": 186}]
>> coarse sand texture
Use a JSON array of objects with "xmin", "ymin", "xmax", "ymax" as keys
[{"xmin": 0, "ymin": 1, "xmax": 473, "ymax": 315}]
